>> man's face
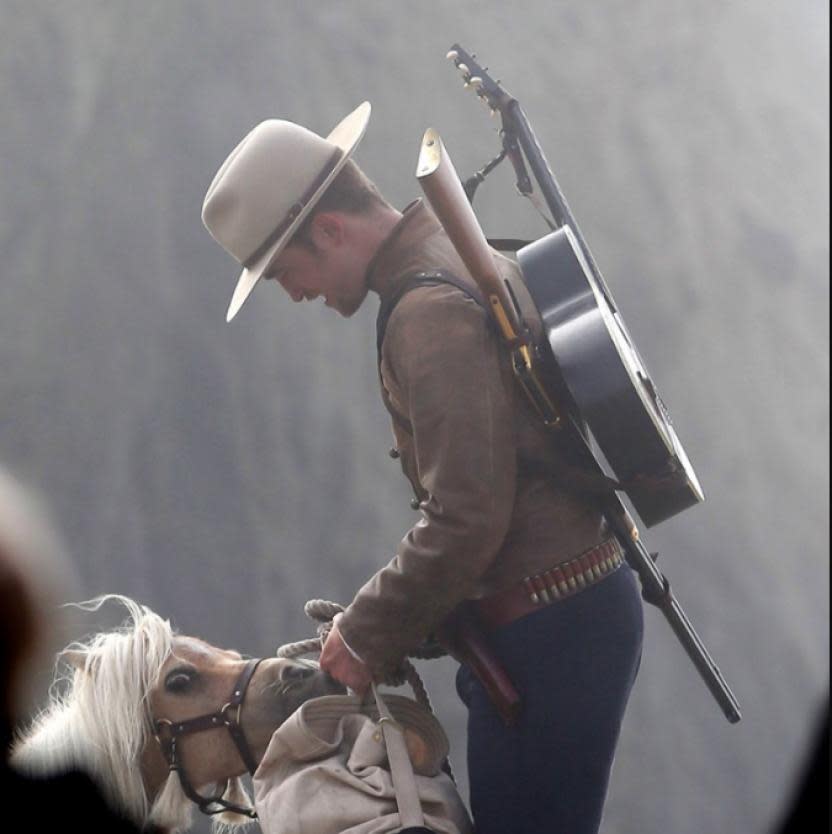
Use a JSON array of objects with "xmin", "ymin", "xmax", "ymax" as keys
[{"xmin": 263, "ymin": 214, "xmax": 369, "ymax": 317}]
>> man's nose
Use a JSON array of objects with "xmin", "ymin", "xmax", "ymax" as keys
[{"xmin": 273, "ymin": 274, "xmax": 302, "ymax": 303}]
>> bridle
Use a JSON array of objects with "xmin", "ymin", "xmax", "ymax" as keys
[{"xmin": 152, "ymin": 657, "xmax": 263, "ymax": 819}]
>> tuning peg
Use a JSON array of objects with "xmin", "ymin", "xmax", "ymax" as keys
[
  {"xmin": 457, "ymin": 63, "xmax": 470, "ymax": 76},
  {"xmin": 469, "ymin": 76, "xmax": 483, "ymax": 90},
  {"xmin": 446, "ymin": 49, "xmax": 459, "ymax": 61}
]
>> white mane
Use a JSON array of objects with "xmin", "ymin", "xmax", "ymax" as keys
[{"xmin": 11, "ymin": 595, "xmax": 251, "ymax": 833}]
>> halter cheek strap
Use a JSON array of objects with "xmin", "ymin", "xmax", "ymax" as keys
[{"xmin": 153, "ymin": 657, "xmax": 263, "ymax": 819}]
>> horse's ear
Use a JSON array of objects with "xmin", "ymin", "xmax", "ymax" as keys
[{"xmin": 59, "ymin": 649, "xmax": 90, "ymax": 672}]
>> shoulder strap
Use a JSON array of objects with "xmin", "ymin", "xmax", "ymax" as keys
[
  {"xmin": 375, "ymin": 269, "xmax": 485, "ymax": 437},
  {"xmin": 376, "ymin": 269, "xmax": 486, "ymax": 359}
]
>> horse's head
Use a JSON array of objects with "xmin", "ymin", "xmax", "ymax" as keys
[
  {"xmin": 143, "ymin": 636, "xmax": 344, "ymax": 818},
  {"xmin": 12, "ymin": 596, "xmax": 345, "ymax": 833}
]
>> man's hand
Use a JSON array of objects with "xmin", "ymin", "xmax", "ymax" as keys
[{"xmin": 319, "ymin": 616, "xmax": 373, "ymax": 696}]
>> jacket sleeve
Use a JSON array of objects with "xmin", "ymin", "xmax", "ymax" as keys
[{"xmin": 338, "ymin": 285, "xmax": 517, "ymax": 678}]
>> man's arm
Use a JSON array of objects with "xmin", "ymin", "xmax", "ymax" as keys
[{"xmin": 337, "ymin": 284, "xmax": 516, "ymax": 680}]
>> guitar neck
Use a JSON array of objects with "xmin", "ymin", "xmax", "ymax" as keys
[
  {"xmin": 503, "ymin": 99, "xmax": 618, "ymax": 311},
  {"xmin": 447, "ymin": 42, "xmax": 618, "ymax": 311}
]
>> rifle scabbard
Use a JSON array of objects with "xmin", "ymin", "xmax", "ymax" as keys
[{"xmin": 439, "ymin": 602, "xmax": 522, "ymax": 727}]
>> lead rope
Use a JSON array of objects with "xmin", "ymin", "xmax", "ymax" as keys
[{"xmin": 275, "ymin": 599, "xmax": 456, "ymax": 784}]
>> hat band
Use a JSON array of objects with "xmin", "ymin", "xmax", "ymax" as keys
[{"xmin": 242, "ymin": 148, "xmax": 344, "ymax": 269}]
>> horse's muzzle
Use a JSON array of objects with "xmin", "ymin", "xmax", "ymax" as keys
[{"xmin": 277, "ymin": 661, "xmax": 346, "ymax": 716}]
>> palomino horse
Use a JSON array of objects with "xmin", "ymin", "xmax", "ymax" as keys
[{"xmin": 11, "ymin": 595, "xmax": 344, "ymax": 832}]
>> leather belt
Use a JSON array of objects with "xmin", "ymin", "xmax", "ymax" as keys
[{"xmin": 475, "ymin": 538, "xmax": 624, "ymax": 630}]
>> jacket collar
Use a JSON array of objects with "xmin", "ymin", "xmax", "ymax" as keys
[{"xmin": 365, "ymin": 199, "xmax": 443, "ymax": 301}]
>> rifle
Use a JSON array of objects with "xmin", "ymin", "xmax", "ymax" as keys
[{"xmin": 415, "ymin": 45, "xmax": 741, "ymax": 724}]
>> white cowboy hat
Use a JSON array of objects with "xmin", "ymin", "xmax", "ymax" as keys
[{"xmin": 202, "ymin": 101, "xmax": 372, "ymax": 322}]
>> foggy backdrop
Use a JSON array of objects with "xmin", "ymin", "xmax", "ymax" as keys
[{"xmin": 1, "ymin": 2, "xmax": 828, "ymax": 832}]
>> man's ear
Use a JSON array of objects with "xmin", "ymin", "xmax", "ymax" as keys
[{"xmin": 309, "ymin": 211, "xmax": 345, "ymax": 248}]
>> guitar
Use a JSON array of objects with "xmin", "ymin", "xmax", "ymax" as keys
[
  {"xmin": 446, "ymin": 44, "xmax": 703, "ymax": 528},
  {"xmin": 430, "ymin": 45, "xmax": 740, "ymax": 725}
]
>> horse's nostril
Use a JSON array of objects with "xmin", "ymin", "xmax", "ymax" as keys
[{"xmin": 281, "ymin": 664, "xmax": 316, "ymax": 683}]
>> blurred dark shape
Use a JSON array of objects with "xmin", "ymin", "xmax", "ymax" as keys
[
  {"xmin": 776, "ymin": 703, "xmax": 829, "ymax": 834},
  {"xmin": 0, "ymin": 465, "xmax": 155, "ymax": 833}
]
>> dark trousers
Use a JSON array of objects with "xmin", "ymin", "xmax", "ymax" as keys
[{"xmin": 456, "ymin": 565, "xmax": 644, "ymax": 834}]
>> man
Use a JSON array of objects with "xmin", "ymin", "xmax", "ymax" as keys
[{"xmin": 202, "ymin": 102, "xmax": 644, "ymax": 834}]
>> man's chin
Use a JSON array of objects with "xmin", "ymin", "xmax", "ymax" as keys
[
  {"xmin": 326, "ymin": 285, "xmax": 369, "ymax": 318},
  {"xmin": 327, "ymin": 298, "xmax": 361, "ymax": 318}
]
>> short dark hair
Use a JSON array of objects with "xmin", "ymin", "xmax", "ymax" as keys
[{"xmin": 290, "ymin": 159, "xmax": 388, "ymax": 249}]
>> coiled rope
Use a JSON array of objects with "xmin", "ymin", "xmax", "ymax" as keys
[{"xmin": 276, "ymin": 599, "xmax": 448, "ymax": 710}]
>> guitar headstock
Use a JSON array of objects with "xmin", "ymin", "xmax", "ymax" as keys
[{"xmin": 446, "ymin": 43, "xmax": 514, "ymax": 116}]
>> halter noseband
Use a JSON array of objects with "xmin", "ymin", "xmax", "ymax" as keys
[{"xmin": 153, "ymin": 657, "xmax": 263, "ymax": 819}]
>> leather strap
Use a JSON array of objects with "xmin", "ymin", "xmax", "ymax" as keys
[
  {"xmin": 375, "ymin": 269, "xmax": 487, "ymax": 438},
  {"xmin": 156, "ymin": 658, "xmax": 262, "ymax": 775},
  {"xmin": 222, "ymin": 658, "xmax": 263, "ymax": 775},
  {"xmin": 376, "ymin": 268, "xmax": 486, "ymax": 360},
  {"xmin": 475, "ymin": 538, "xmax": 623, "ymax": 630},
  {"xmin": 153, "ymin": 657, "xmax": 263, "ymax": 819}
]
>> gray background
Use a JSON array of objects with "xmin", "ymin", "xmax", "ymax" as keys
[{"xmin": 2, "ymin": 2, "xmax": 828, "ymax": 832}]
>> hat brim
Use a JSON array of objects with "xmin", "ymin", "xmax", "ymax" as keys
[{"xmin": 226, "ymin": 101, "xmax": 372, "ymax": 322}]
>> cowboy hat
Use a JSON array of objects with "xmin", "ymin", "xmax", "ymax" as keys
[{"xmin": 202, "ymin": 101, "xmax": 371, "ymax": 322}]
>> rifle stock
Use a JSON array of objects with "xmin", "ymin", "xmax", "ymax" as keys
[
  {"xmin": 417, "ymin": 129, "xmax": 563, "ymax": 428},
  {"xmin": 417, "ymin": 129, "xmax": 524, "ymax": 347}
]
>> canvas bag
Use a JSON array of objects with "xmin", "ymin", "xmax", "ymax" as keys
[{"xmin": 252, "ymin": 686, "xmax": 472, "ymax": 834}]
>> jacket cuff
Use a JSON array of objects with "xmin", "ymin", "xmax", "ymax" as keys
[{"xmin": 333, "ymin": 613, "xmax": 366, "ymax": 663}]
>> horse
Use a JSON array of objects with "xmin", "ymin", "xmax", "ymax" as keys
[{"xmin": 11, "ymin": 595, "xmax": 344, "ymax": 833}]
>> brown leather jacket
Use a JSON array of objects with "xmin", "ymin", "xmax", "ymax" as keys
[{"xmin": 338, "ymin": 200, "xmax": 607, "ymax": 679}]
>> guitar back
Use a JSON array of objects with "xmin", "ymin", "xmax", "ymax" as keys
[{"xmin": 518, "ymin": 228, "xmax": 704, "ymax": 527}]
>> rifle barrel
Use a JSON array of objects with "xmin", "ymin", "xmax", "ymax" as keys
[{"xmin": 608, "ymin": 503, "xmax": 743, "ymax": 724}]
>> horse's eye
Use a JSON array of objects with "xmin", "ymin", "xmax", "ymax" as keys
[{"xmin": 165, "ymin": 669, "xmax": 196, "ymax": 693}]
